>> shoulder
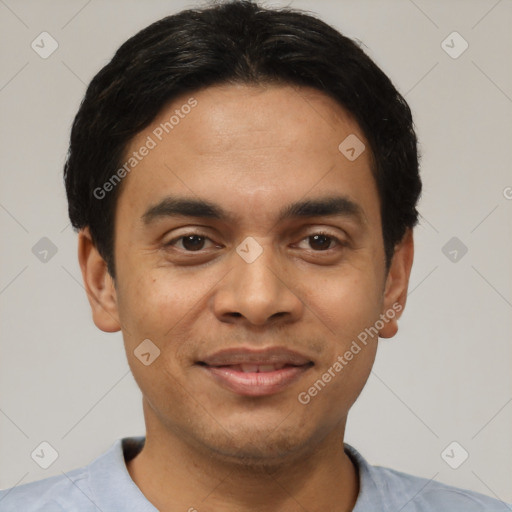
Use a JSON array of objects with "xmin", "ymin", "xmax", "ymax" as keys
[
  {"xmin": 373, "ymin": 465, "xmax": 509, "ymax": 511},
  {"xmin": 0, "ymin": 437, "xmax": 139, "ymax": 512},
  {"xmin": 345, "ymin": 444, "xmax": 511, "ymax": 512},
  {"xmin": 0, "ymin": 465, "xmax": 91, "ymax": 512}
]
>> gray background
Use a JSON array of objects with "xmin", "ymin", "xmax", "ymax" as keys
[{"xmin": 1, "ymin": 0, "xmax": 511, "ymax": 504}]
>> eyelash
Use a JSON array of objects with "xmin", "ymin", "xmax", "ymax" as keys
[{"xmin": 164, "ymin": 231, "xmax": 345, "ymax": 253}]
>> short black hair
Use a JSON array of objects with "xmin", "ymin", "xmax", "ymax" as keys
[{"xmin": 64, "ymin": 0, "xmax": 421, "ymax": 278}]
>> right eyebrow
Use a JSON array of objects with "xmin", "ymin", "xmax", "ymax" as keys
[{"xmin": 142, "ymin": 196, "xmax": 233, "ymax": 225}]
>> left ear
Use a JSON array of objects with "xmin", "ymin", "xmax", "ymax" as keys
[{"xmin": 379, "ymin": 228, "xmax": 414, "ymax": 338}]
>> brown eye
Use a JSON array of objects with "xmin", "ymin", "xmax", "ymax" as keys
[
  {"xmin": 181, "ymin": 235, "xmax": 206, "ymax": 251},
  {"xmin": 308, "ymin": 234, "xmax": 334, "ymax": 251},
  {"xmin": 293, "ymin": 231, "xmax": 346, "ymax": 255},
  {"xmin": 165, "ymin": 233, "xmax": 215, "ymax": 252}
]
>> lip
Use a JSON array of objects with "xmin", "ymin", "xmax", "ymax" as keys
[
  {"xmin": 196, "ymin": 347, "xmax": 314, "ymax": 397},
  {"xmin": 197, "ymin": 346, "xmax": 313, "ymax": 366}
]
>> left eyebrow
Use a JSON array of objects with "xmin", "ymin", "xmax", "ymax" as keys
[
  {"xmin": 141, "ymin": 194, "xmax": 365, "ymax": 226},
  {"xmin": 276, "ymin": 196, "xmax": 365, "ymax": 224}
]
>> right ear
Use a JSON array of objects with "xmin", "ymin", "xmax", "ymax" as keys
[{"xmin": 77, "ymin": 227, "xmax": 121, "ymax": 332}]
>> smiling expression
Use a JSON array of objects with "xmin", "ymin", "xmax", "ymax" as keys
[{"xmin": 81, "ymin": 83, "xmax": 412, "ymax": 465}]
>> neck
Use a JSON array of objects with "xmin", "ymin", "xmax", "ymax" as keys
[{"xmin": 126, "ymin": 416, "xmax": 359, "ymax": 512}]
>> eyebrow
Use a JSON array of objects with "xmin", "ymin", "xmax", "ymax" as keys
[{"xmin": 141, "ymin": 195, "xmax": 365, "ymax": 225}]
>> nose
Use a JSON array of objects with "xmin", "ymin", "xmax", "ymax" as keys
[{"xmin": 212, "ymin": 242, "xmax": 304, "ymax": 327}]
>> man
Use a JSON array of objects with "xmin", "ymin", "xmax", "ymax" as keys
[{"xmin": 0, "ymin": 1, "xmax": 508, "ymax": 510}]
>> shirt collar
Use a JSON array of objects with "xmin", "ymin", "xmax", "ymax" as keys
[
  {"xmin": 87, "ymin": 436, "xmax": 381, "ymax": 511},
  {"xmin": 87, "ymin": 436, "xmax": 157, "ymax": 512}
]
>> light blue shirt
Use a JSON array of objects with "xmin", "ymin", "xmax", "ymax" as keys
[{"xmin": 0, "ymin": 437, "xmax": 509, "ymax": 511}]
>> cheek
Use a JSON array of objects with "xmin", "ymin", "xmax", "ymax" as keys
[
  {"xmin": 116, "ymin": 272, "xmax": 196, "ymax": 409},
  {"xmin": 296, "ymin": 272, "xmax": 380, "ymax": 414},
  {"xmin": 299, "ymin": 268, "xmax": 381, "ymax": 397},
  {"xmin": 116, "ymin": 268, "xmax": 219, "ymax": 374},
  {"xmin": 117, "ymin": 270, "xmax": 193, "ymax": 336},
  {"xmin": 303, "ymin": 266, "xmax": 383, "ymax": 345},
  {"xmin": 299, "ymin": 344, "xmax": 377, "ymax": 421}
]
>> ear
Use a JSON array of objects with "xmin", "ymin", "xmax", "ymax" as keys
[
  {"xmin": 77, "ymin": 227, "xmax": 121, "ymax": 332},
  {"xmin": 379, "ymin": 228, "xmax": 414, "ymax": 339}
]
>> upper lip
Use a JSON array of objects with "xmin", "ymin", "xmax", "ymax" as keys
[{"xmin": 197, "ymin": 347, "xmax": 313, "ymax": 367}]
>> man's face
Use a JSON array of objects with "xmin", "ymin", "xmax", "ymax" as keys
[{"xmin": 85, "ymin": 84, "xmax": 410, "ymax": 464}]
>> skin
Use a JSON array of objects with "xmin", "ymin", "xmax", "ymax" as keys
[{"xmin": 78, "ymin": 83, "xmax": 414, "ymax": 512}]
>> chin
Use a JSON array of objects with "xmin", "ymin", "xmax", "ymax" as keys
[{"xmin": 193, "ymin": 422, "xmax": 314, "ymax": 468}]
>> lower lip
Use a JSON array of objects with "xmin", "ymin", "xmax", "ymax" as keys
[{"xmin": 198, "ymin": 364, "xmax": 313, "ymax": 397}]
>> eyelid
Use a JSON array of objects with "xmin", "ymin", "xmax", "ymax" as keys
[
  {"xmin": 294, "ymin": 230, "xmax": 347, "ymax": 250},
  {"xmin": 164, "ymin": 228, "xmax": 347, "ymax": 254},
  {"xmin": 165, "ymin": 231, "xmax": 218, "ymax": 249}
]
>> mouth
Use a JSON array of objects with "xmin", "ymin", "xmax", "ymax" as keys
[{"xmin": 195, "ymin": 348, "xmax": 314, "ymax": 397}]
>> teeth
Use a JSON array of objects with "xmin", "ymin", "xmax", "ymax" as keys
[{"xmin": 239, "ymin": 363, "xmax": 286, "ymax": 373}]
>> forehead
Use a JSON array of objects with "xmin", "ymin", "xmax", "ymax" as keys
[
  {"xmin": 148, "ymin": 84, "xmax": 363, "ymax": 158},
  {"xmin": 117, "ymin": 83, "xmax": 378, "ymax": 229}
]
